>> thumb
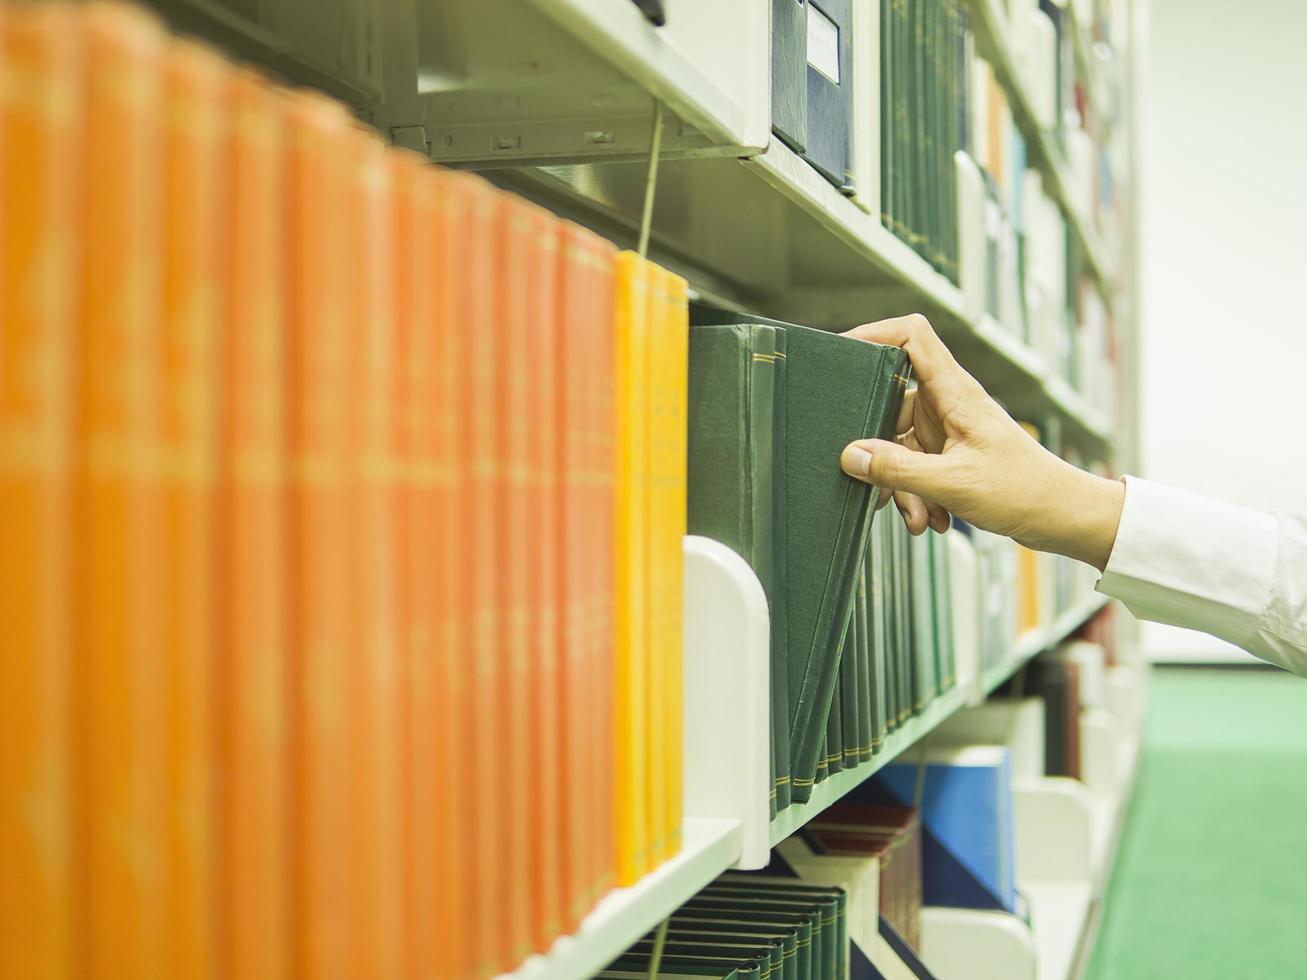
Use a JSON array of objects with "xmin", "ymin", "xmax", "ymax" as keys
[{"xmin": 840, "ymin": 438, "xmax": 950, "ymax": 499}]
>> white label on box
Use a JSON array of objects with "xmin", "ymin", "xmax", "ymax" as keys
[{"xmin": 807, "ymin": 2, "xmax": 840, "ymax": 84}]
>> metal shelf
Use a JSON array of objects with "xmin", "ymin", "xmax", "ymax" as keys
[
  {"xmin": 499, "ymin": 818, "xmax": 743, "ymax": 980},
  {"xmin": 981, "ymin": 593, "xmax": 1113, "ymax": 698},
  {"xmin": 770, "ymin": 592, "xmax": 1114, "ymax": 849}
]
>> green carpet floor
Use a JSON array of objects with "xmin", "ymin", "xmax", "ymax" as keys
[{"xmin": 1085, "ymin": 667, "xmax": 1307, "ymax": 980}]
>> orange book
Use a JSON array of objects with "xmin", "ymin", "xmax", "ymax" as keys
[
  {"xmin": 493, "ymin": 190, "xmax": 534, "ymax": 968},
  {"xmin": 663, "ymin": 269, "xmax": 689, "ymax": 861},
  {"xmin": 430, "ymin": 167, "xmax": 475, "ymax": 980},
  {"xmin": 0, "ymin": 7, "xmax": 80, "ymax": 977},
  {"xmin": 283, "ymin": 90, "xmax": 354, "ymax": 980},
  {"xmin": 217, "ymin": 67, "xmax": 289, "ymax": 980},
  {"xmin": 159, "ymin": 39, "xmax": 226, "ymax": 978},
  {"xmin": 643, "ymin": 265, "xmax": 669, "ymax": 869},
  {"xmin": 445, "ymin": 170, "xmax": 502, "ymax": 977},
  {"xmin": 391, "ymin": 151, "xmax": 441, "ymax": 979},
  {"xmin": 75, "ymin": 6, "xmax": 168, "ymax": 976},
  {"xmin": 612, "ymin": 251, "xmax": 651, "ymax": 886},
  {"xmin": 524, "ymin": 203, "xmax": 562, "ymax": 952},
  {"xmin": 588, "ymin": 234, "xmax": 618, "ymax": 906},
  {"xmin": 555, "ymin": 223, "xmax": 614, "ymax": 930},
  {"xmin": 343, "ymin": 128, "xmax": 404, "ymax": 979}
]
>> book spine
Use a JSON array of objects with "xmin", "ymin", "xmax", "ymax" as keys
[
  {"xmin": 218, "ymin": 67, "xmax": 287, "ymax": 980},
  {"xmin": 344, "ymin": 129, "xmax": 403, "ymax": 978},
  {"xmin": 432, "ymin": 170, "xmax": 475, "ymax": 980},
  {"xmin": 390, "ymin": 150, "xmax": 435, "ymax": 980},
  {"xmin": 75, "ymin": 7, "xmax": 168, "ymax": 974},
  {"xmin": 457, "ymin": 173, "xmax": 504, "ymax": 974},
  {"xmin": 284, "ymin": 91, "xmax": 353, "ymax": 980},
  {"xmin": 613, "ymin": 252, "xmax": 651, "ymax": 885},
  {"xmin": 663, "ymin": 270, "xmax": 689, "ymax": 859},
  {"xmin": 159, "ymin": 39, "xmax": 226, "ymax": 978},
  {"xmin": 493, "ymin": 191, "xmax": 534, "ymax": 967},
  {"xmin": 587, "ymin": 231, "xmax": 619, "ymax": 908},
  {"xmin": 526, "ymin": 205, "xmax": 564, "ymax": 951},
  {"xmin": 771, "ymin": 329, "xmax": 790, "ymax": 810},
  {"xmin": 642, "ymin": 265, "xmax": 666, "ymax": 870},
  {"xmin": 0, "ymin": 8, "xmax": 80, "ymax": 976}
]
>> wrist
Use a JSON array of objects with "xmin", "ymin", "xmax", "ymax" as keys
[{"xmin": 1039, "ymin": 464, "xmax": 1125, "ymax": 571}]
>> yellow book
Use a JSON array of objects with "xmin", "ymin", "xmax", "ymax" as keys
[
  {"xmin": 0, "ymin": 7, "xmax": 81, "ymax": 977},
  {"xmin": 642, "ymin": 264, "xmax": 668, "ymax": 870},
  {"xmin": 663, "ymin": 269, "xmax": 689, "ymax": 861},
  {"xmin": 613, "ymin": 252, "xmax": 650, "ymax": 885}
]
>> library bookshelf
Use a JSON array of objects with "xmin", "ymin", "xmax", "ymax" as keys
[{"xmin": 43, "ymin": 0, "xmax": 1147, "ymax": 977}]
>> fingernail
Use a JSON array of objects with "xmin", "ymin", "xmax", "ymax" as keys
[{"xmin": 842, "ymin": 446, "xmax": 873, "ymax": 477}]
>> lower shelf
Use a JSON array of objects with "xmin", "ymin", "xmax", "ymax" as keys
[
  {"xmin": 500, "ymin": 818, "xmax": 742, "ymax": 980},
  {"xmin": 767, "ymin": 683, "xmax": 972, "ymax": 847}
]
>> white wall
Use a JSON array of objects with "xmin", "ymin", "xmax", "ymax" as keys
[{"xmin": 1141, "ymin": 0, "xmax": 1307, "ymax": 661}]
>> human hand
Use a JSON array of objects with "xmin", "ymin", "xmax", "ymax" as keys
[{"xmin": 839, "ymin": 314, "xmax": 1125, "ymax": 571}]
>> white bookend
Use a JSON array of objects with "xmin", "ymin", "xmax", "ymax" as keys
[
  {"xmin": 681, "ymin": 535, "xmax": 772, "ymax": 869},
  {"xmin": 1012, "ymin": 777, "xmax": 1094, "ymax": 882},
  {"xmin": 920, "ymin": 906, "xmax": 1037, "ymax": 980}
]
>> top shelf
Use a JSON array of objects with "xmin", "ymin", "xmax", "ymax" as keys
[
  {"xmin": 967, "ymin": 0, "xmax": 1116, "ymax": 307},
  {"xmin": 373, "ymin": 0, "xmax": 770, "ymax": 165},
  {"xmin": 495, "ymin": 138, "xmax": 1114, "ymax": 455}
]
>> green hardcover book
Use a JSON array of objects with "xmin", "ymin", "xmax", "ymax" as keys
[
  {"xmin": 840, "ymin": 610, "xmax": 860, "ymax": 770},
  {"xmin": 686, "ymin": 895, "xmax": 826, "ymax": 980},
  {"xmin": 628, "ymin": 938, "xmax": 783, "ymax": 980},
  {"xmin": 871, "ymin": 515, "xmax": 895, "ymax": 735},
  {"xmin": 880, "ymin": 0, "xmax": 894, "ymax": 234},
  {"xmin": 931, "ymin": 529, "xmax": 957, "ymax": 690},
  {"xmin": 785, "ymin": 327, "xmax": 908, "ymax": 799},
  {"xmin": 891, "ymin": 518, "xmax": 912, "ymax": 723},
  {"xmin": 814, "ymin": 734, "xmax": 828, "ymax": 783},
  {"xmin": 855, "ymin": 562, "xmax": 876, "ymax": 761},
  {"xmin": 923, "ymin": 0, "xmax": 941, "ymax": 273},
  {"xmin": 825, "ymin": 675, "xmax": 843, "ymax": 776},
  {"xmin": 686, "ymin": 321, "xmax": 791, "ymax": 812},
  {"xmin": 665, "ymin": 922, "xmax": 799, "ymax": 980},
  {"xmin": 909, "ymin": 526, "xmax": 939, "ymax": 711},
  {"xmin": 680, "ymin": 904, "xmax": 814, "ymax": 980},
  {"xmin": 606, "ymin": 956, "xmax": 756, "ymax": 980},
  {"xmin": 712, "ymin": 879, "xmax": 847, "ymax": 980}
]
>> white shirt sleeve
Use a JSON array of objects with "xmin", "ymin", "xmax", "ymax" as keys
[{"xmin": 1095, "ymin": 476, "xmax": 1307, "ymax": 676}]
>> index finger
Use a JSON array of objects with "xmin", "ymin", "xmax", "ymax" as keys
[{"xmin": 841, "ymin": 313, "xmax": 961, "ymax": 387}]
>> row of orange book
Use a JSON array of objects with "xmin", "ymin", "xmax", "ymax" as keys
[{"xmin": 0, "ymin": 3, "xmax": 688, "ymax": 978}]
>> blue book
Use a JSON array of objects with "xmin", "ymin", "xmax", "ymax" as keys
[{"xmin": 854, "ymin": 746, "xmax": 1017, "ymax": 913}]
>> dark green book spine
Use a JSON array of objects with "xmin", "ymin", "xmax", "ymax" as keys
[
  {"xmin": 880, "ymin": 0, "xmax": 894, "ymax": 233},
  {"xmin": 840, "ymin": 597, "xmax": 860, "ymax": 768},
  {"xmin": 814, "ymin": 734, "xmax": 829, "ymax": 784},
  {"xmin": 909, "ymin": 526, "xmax": 939, "ymax": 712},
  {"xmin": 771, "ymin": 0, "xmax": 808, "ymax": 153},
  {"xmin": 772, "ymin": 331, "xmax": 791, "ymax": 810},
  {"xmin": 891, "ymin": 517, "xmax": 912, "ymax": 724},
  {"xmin": 931, "ymin": 529, "xmax": 957, "ymax": 690},
  {"xmin": 856, "ymin": 559, "xmax": 875, "ymax": 761},
  {"xmin": 826, "ymin": 663, "xmax": 844, "ymax": 775}
]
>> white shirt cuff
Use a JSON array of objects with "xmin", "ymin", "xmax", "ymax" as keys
[{"xmin": 1096, "ymin": 475, "xmax": 1278, "ymax": 650}]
